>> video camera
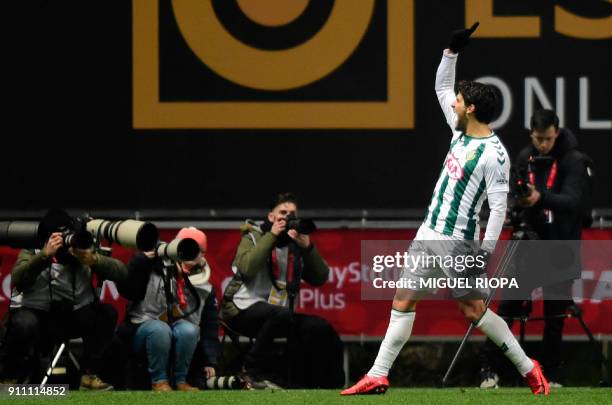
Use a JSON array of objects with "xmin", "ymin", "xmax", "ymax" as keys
[
  {"xmin": 508, "ymin": 155, "xmax": 555, "ymax": 239},
  {"xmin": 512, "ymin": 155, "xmax": 554, "ymax": 200},
  {"xmin": 514, "ymin": 175, "xmax": 532, "ymax": 200}
]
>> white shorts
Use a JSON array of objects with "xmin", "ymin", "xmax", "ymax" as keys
[{"xmin": 399, "ymin": 224, "xmax": 488, "ymax": 299}]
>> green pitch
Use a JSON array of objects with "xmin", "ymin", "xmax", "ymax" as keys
[{"xmin": 4, "ymin": 388, "xmax": 612, "ymax": 405}]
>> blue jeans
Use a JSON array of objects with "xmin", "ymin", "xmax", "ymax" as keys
[{"xmin": 133, "ymin": 319, "xmax": 200, "ymax": 384}]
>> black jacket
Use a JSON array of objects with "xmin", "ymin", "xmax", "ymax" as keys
[
  {"xmin": 512, "ymin": 129, "xmax": 588, "ymax": 285},
  {"xmin": 515, "ymin": 128, "xmax": 587, "ymax": 241}
]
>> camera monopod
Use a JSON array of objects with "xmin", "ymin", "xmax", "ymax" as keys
[
  {"xmin": 441, "ymin": 239, "xmax": 521, "ymax": 386},
  {"xmin": 285, "ymin": 242, "xmax": 303, "ymax": 387}
]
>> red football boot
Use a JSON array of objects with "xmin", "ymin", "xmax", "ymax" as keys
[
  {"xmin": 524, "ymin": 359, "xmax": 550, "ymax": 395},
  {"xmin": 340, "ymin": 375, "xmax": 389, "ymax": 395}
]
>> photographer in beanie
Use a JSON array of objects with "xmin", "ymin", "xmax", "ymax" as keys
[
  {"xmin": 221, "ymin": 193, "xmax": 344, "ymax": 389},
  {"xmin": 117, "ymin": 227, "xmax": 219, "ymax": 392}
]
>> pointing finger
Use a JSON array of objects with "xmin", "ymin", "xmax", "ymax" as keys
[{"xmin": 468, "ymin": 21, "xmax": 480, "ymax": 34}]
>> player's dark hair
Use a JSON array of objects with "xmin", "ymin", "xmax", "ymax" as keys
[
  {"xmin": 530, "ymin": 109, "xmax": 559, "ymax": 132},
  {"xmin": 457, "ymin": 80, "xmax": 500, "ymax": 124},
  {"xmin": 270, "ymin": 192, "xmax": 298, "ymax": 211}
]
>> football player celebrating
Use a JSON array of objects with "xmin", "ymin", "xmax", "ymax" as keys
[{"xmin": 341, "ymin": 23, "xmax": 549, "ymax": 396}]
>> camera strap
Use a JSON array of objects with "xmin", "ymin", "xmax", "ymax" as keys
[
  {"xmin": 180, "ymin": 270, "xmax": 202, "ymax": 319},
  {"xmin": 45, "ymin": 259, "xmax": 77, "ymax": 307},
  {"xmin": 162, "ymin": 261, "xmax": 176, "ymax": 323},
  {"xmin": 48, "ymin": 262, "xmax": 53, "ymax": 303},
  {"xmin": 528, "ymin": 156, "xmax": 558, "ymax": 190},
  {"xmin": 528, "ymin": 156, "xmax": 557, "ymax": 222},
  {"xmin": 287, "ymin": 243, "xmax": 303, "ymax": 314},
  {"xmin": 47, "ymin": 256, "xmax": 59, "ymax": 303},
  {"xmin": 287, "ymin": 244, "xmax": 302, "ymax": 292},
  {"xmin": 270, "ymin": 248, "xmax": 294, "ymax": 291},
  {"xmin": 159, "ymin": 260, "xmax": 201, "ymax": 322},
  {"xmin": 71, "ymin": 265, "xmax": 76, "ymax": 304}
]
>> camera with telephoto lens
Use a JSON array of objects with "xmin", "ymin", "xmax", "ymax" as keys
[
  {"xmin": 51, "ymin": 210, "xmax": 159, "ymax": 251},
  {"xmin": 62, "ymin": 221, "xmax": 94, "ymax": 249},
  {"xmin": 285, "ymin": 213, "xmax": 316, "ymax": 235},
  {"xmin": 155, "ymin": 238, "xmax": 200, "ymax": 262},
  {"xmin": 0, "ymin": 210, "xmax": 93, "ymax": 250},
  {"xmin": 0, "ymin": 210, "xmax": 159, "ymax": 251}
]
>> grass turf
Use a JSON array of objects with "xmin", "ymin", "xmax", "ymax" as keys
[{"xmin": 4, "ymin": 388, "xmax": 612, "ymax": 405}]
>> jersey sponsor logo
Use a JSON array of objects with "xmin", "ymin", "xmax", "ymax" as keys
[
  {"xmin": 445, "ymin": 153, "xmax": 464, "ymax": 180},
  {"xmin": 496, "ymin": 177, "xmax": 509, "ymax": 185}
]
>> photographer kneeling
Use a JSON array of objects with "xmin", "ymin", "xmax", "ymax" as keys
[
  {"xmin": 117, "ymin": 227, "xmax": 219, "ymax": 392},
  {"xmin": 2, "ymin": 231, "xmax": 127, "ymax": 389},
  {"xmin": 221, "ymin": 193, "xmax": 344, "ymax": 389}
]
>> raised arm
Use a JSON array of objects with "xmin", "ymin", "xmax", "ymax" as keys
[
  {"xmin": 435, "ymin": 50, "xmax": 459, "ymax": 131},
  {"xmin": 436, "ymin": 22, "xmax": 480, "ymax": 135}
]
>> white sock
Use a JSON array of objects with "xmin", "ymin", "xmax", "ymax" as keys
[
  {"xmin": 476, "ymin": 309, "xmax": 534, "ymax": 376},
  {"xmin": 368, "ymin": 309, "xmax": 415, "ymax": 377}
]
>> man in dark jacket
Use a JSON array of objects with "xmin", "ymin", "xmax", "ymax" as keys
[
  {"xmin": 2, "ymin": 232, "xmax": 127, "ymax": 389},
  {"xmin": 221, "ymin": 192, "xmax": 344, "ymax": 389},
  {"xmin": 515, "ymin": 110, "xmax": 587, "ymax": 242},
  {"xmin": 480, "ymin": 109, "xmax": 589, "ymax": 388}
]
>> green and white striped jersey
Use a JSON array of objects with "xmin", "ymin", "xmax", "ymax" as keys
[
  {"xmin": 428, "ymin": 50, "xmax": 511, "ymax": 241},
  {"xmin": 424, "ymin": 133, "xmax": 510, "ymax": 240}
]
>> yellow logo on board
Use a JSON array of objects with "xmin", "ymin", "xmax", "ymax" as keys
[{"xmin": 132, "ymin": 0, "xmax": 415, "ymax": 129}]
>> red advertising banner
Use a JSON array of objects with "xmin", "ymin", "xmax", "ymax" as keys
[{"xmin": 1, "ymin": 228, "xmax": 611, "ymax": 339}]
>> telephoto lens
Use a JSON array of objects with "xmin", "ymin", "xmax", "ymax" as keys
[
  {"xmin": 0, "ymin": 221, "xmax": 46, "ymax": 249},
  {"xmin": 205, "ymin": 376, "xmax": 246, "ymax": 390},
  {"xmin": 155, "ymin": 238, "xmax": 200, "ymax": 262},
  {"xmin": 86, "ymin": 219, "xmax": 159, "ymax": 251}
]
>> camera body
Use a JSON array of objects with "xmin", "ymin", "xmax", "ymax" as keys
[
  {"xmin": 285, "ymin": 213, "xmax": 316, "ymax": 235},
  {"xmin": 510, "ymin": 155, "xmax": 556, "ymax": 235},
  {"xmin": 59, "ymin": 215, "xmax": 95, "ymax": 249},
  {"xmin": 513, "ymin": 155, "xmax": 554, "ymax": 198},
  {"xmin": 514, "ymin": 176, "xmax": 531, "ymax": 200}
]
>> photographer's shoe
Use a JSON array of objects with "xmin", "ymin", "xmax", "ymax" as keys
[
  {"xmin": 80, "ymin": 374, "xmax": 113, "ymax": 391},
  {"xmin": 340, "ymin": 375, "xmax": 389, "ymax": 395},
  {"xmin": 176, "ymin": 382, "xmax": 199, "ymax": 392},
  {"xmin": 151, "ymin": 381, "xmax": 172, "ymax": 392},
  {"xmin": 524, "ymin": 359, "xmax": 550, "ymax": 395}
]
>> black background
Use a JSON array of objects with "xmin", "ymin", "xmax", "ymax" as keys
[{"xmin": 2, "ymin": 0, "xmax": 611, "ymax": 214}]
